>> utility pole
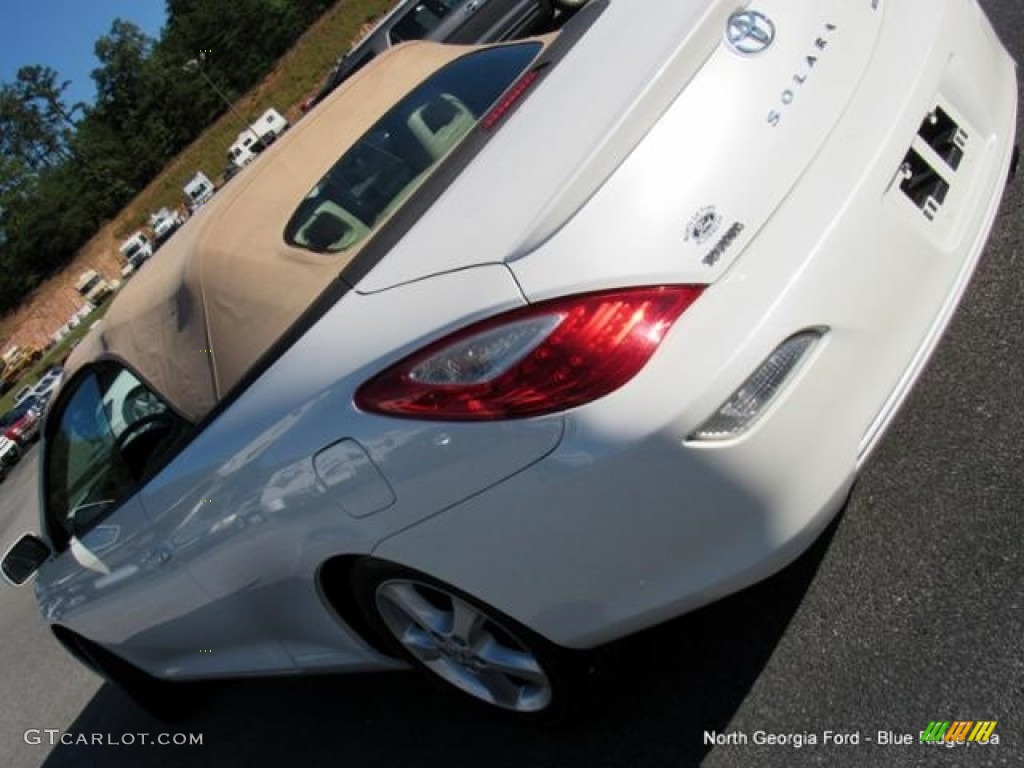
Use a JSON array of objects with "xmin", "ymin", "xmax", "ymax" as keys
[{"xmin": 182, "ymin": 54, "xmax": 263, "ymax": 148}]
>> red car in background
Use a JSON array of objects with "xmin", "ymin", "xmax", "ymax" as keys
[{"xmin": 0, "ymin": 396, "xmax": 43, "ymax": 446}]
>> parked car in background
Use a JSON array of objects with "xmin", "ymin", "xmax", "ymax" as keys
[
  {"xmin": 1, "ymin": 345, "xmax": 43, "ymax": 395},
  {"xmin": 118, "ymin": 232, "xmax": 154, "ymax": 272},
  {"xmin": 0, "ymin": 435, "xmax": 20, "ymax": 473},
  {"xmin": 149, "ymin": 208, "xmax": 185, "ymax": 248},
  {"xmin": 74, "ymin": 270, "xmax": 116, "ymax": 305},
  {"xmin": 13, "ymin": 385, "xmax": 34, "ymax": 406},
  {"xmin": 183, "ymin": 171, "xmax": 216, "ymax": 212},
  {"xmin": 227, "ymin": 108, "xmax": 290, "ymax": 169},
  {"xmin": 0, "ymin": 397, "xmax": 43, "ymax": 446},
  {"xmin": 301, "ymin": 0, "xmax": 585, "ymax": 112},
  {"xmin": 1, "ymin": 1, "xmax": 1018, "ymax": 726},
  {"xmin": 30, "ymin": 367, "xmax": 64, "ymax": 410}
]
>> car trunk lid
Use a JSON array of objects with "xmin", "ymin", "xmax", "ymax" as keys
[{"xmin": 357, "ymin": 0, "xmax": 885, "ymax": 295}]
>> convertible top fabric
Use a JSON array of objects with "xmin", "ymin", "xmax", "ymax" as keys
[{"xmin": 65, "ymin": 42, "xmax": 470, "ymax": 422}]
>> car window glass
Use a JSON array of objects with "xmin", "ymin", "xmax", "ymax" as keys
[
  {"xmin": 285, "ymin": 42, "xmax": 542, "ymax": 254},
  {"xmin": 44, "ymin": 367, "xmax": 188, "ymax": 547}
]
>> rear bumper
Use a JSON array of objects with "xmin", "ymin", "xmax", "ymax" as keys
[{"xmin": 375, "ymin": 1, "xmax": 1018, "ymax": 648}]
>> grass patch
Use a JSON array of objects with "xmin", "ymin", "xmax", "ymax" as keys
[{"xmin": 0, "ymin": 300, "xmax": 114, "ymax": 413}]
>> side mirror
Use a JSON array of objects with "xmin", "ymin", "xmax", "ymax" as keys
[{"xmin": 2, "ymin": 534, "xmax": 51, "ymax": 586}]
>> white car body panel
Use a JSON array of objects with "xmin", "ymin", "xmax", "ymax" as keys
[
  {"xmin": 20, "ymin": 0, "xmax": 1018, "ymax": 683},
  {"xmin": 38, "ymin": 265, "xmax": 560, "ymax": 676},
  {"xmin": 357, "ymin": 0, "xmax": 885, "ymax": 293},
  {"xmin": 376, "ymin": 0, "xmax": 1019, "ymax": 646},
  {"xmin": 355, "ymin": 0, "xmax": 738, "ymax": 292}
]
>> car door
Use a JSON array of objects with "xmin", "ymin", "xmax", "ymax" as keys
[{"xmin": 33, "ymin": 363, "xmax": 209, "ymax": 675}]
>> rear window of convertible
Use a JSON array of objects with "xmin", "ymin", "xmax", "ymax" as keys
[{"xmin": 285, "ymin": 42, "xmax": 542, "ymax": 254}]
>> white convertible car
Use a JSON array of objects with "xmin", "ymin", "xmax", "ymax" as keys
[{"xmin": 3, "ymin": 0, "xmax": 1018, "ymax": 722}]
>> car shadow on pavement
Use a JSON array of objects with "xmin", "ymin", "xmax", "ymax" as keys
[{"xmin": 39, "ymin": 513, "xmax": 844, "ymax": 768}]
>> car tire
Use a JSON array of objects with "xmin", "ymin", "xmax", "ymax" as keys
[{"xmin": 351, "ymin": 559, "xmax": 599, "ymax": 725}]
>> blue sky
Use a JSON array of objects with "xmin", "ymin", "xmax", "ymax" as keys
[{"xmin": 1, "ymin": 0, "xmax": 168, "ymax": 107}]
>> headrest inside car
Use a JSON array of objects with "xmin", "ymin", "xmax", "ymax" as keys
[
  {"xmin": 422, "ymin": 98, "xmax": 459, "ymax": 133},
  {"xmin": 303, "ymin": 211, "xmax": 351, "ymax": 251}
]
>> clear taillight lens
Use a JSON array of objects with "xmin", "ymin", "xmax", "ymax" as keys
[
  {"xmin": 356, "ymin": 286, "xmax": 705, "ymax": 421},
  {"xmin": 690, "ymin": 330, "xmax": 825, "ymax": 440}
]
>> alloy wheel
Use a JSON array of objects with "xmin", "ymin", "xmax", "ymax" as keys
[{"xmin": 374, "ymin": 578, "xmax": 553, "ymax": 713}]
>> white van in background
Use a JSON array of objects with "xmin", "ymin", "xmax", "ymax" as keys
[
  {"xmin": 183, "ymin": 171, "xmax": 216, "ymax": 212},
  {"xmin": 227, "ymin": 108, "xmax": 290, "ymax": 169}
]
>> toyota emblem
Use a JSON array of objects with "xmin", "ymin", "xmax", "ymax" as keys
[{"xmin": 725, "ymin": 10, "xmax": 776, "ymax": 56}]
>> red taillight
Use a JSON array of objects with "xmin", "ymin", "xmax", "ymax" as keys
[{"xmin": 356, "ymin": 286, "xmax": 704, "ymax": 421}]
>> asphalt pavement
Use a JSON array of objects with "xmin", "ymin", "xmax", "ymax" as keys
[{"xmin": 1, "ymin": 1, "xmax": 1022, "ymax": 765}]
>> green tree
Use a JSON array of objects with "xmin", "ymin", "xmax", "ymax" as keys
[
  {"xmin": 0, "ymin": 65, "xmax": 77, "ymax": 182},
  {"xmin": 0, "ymin": 0, "xmax": 335, "ymax": 315},
  {"xmin": 92, "ymin": 20, "xmax": 153, "ymax": 112}
]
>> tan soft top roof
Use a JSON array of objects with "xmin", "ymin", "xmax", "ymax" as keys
[{"xmin": 66, "ymin": 42, "xmax": 473, "ymax": 422}]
